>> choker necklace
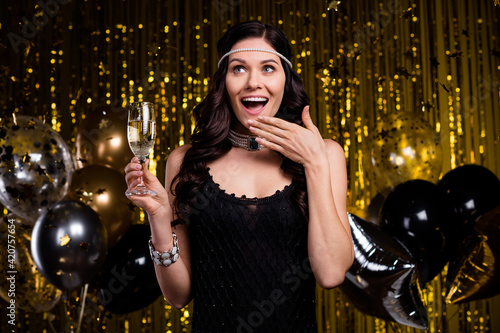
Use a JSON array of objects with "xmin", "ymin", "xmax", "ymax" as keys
[{"xmin": 228, "ymin": 129, "xmax": 264, "ymax": 151}]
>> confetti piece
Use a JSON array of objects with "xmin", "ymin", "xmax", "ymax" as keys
[{"xmin": 60, "ymin": 233, "xmax": 71, "ymax": 246}]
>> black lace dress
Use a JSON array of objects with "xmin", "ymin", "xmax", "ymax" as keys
[{"xmin": 188, "ymin": 170, "xmax": 317, "ymax": 332}]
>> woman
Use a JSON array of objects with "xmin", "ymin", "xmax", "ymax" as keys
[{"xmin": 125, "ymin": 21, "xmax": 354, "ymax": 332}]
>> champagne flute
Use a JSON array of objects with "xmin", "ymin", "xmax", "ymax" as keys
[{"xmin": 125, "ymin": 101, "xmax": 157, "ymax": 196}]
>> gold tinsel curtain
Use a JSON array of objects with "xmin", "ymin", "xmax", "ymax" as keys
[{"xmin": 0, "ymin": 0, "xmax": 499, "ymax": 332}]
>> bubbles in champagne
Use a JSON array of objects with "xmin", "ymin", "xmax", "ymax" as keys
[{"xmin": 128, "ymin": 121, "xmax": 156, "ymax": 159}]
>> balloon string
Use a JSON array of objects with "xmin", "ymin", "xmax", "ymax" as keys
[
  {"xmin": 62, "ymin": 295, "xmax": 74, "ymax": 333},
  {"xmin": 47, "ymin": 318, "xmax": 58, "ymax": 333},
  {"xmin": 76, "ymin": 283, "xmax": 89, "ymax": 333}
]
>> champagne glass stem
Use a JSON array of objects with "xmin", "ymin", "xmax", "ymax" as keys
[
  {"xmin": 137, "ymin": 158, "xmax": 146, "ymax": 189},
  {"xmin": 126, "ymin": 156, "xmax": 156, "ymax": 196}
]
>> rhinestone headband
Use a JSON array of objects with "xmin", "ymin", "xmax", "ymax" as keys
[
  {"xmin": 217, "ymin": 48, "xmax": 293, "ymax": 68},
  {"xmin": 228, "ymin": 129, "xmax": 265, "ymax": 151}
]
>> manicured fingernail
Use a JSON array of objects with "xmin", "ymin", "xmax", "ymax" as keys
[
  {"xmin": 249, "ymin": 126, "xmax": 256, "ymax": 132},
  {"xmin": 257, "ymin": 116, "xmax": 263, "ymax": 120}
]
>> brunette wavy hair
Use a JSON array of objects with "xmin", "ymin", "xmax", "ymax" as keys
[{"xmin": 171, "ymin": 21, "xmax": 309, "ymax": 225}]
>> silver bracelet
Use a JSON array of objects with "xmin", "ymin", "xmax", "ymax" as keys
[{"xmin": 148, "ymin": 233, "xmax": 179, "ymax": 266}]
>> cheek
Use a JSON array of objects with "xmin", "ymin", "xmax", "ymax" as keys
[
  {"xmin": 270, "ymin": 82, "xmax": 286, "ymax": 101},
  {"xmin": 225, "ymin": 79, "xmax": 237, "ymax": 100},
  {"xmin": 270, "ymin": 75, "xmax": 286, "ymax": 97}
]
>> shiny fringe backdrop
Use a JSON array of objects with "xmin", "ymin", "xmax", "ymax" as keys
[{"xmin": 0, "ymin": 0, "xmax": 499, "ymax": 332}]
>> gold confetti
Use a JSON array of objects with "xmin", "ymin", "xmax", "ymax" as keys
[
  {"xmin": 78, "ymin": 241, "xmax": 90, "ymax": 251},
  {"xmin": 60, "ymin": 233, "xmax": 71, "ymax": 246},
  {"xmin": 327, "ymin": 0, "xmax": 341, "ymax": 11}
]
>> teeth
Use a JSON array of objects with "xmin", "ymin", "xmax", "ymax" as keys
[{"xmin": 242, "ymin": 97, "xmax": 268, "ymax": 102}]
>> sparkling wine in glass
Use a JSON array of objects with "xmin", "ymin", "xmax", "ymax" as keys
[{"xmin": 125, "ymin": 101, "xmax": 157, "ymax": 196}]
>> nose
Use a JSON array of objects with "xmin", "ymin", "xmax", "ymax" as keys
[{"xmin": 245, "ymin": 71, "xmax": 262, "ymax": 90}]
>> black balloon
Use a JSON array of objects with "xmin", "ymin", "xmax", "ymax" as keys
[
  {"xmin": 437, "ymin": 164, "xmax": 500, "ymax": 227},
  {"xmin": 95, "ymin": 224, "xmax": 162, "ymax": 314},
  {"xmin": 379, "ymin": 179, "xmax": 455, "ymax": 283},
  {"xmin": 367, "ymin": 192, "xmax": 387, "ymax": 224},
  {"xmin": 31, "ymin": 200, "xmax": 108, "ymax": 291},
  {"xmin": 341, "ymin": 213, "xmax": 428, "ymax": 330}
]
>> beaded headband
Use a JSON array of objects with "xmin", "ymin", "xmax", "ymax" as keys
[{"xmin": 217, "ymin": 48, "xmax": 293, "ymax": 69}]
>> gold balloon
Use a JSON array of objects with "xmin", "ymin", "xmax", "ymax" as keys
[
  {"xmin": 75, "ymin": 105, "xmax": 134, "ymax": 172},
  {"xmin": 364, "ymin": 112, "xmax": 443, "ymax": 192},
  {"xmin": 0, "ymin": 217, "xmax": 62, "ymax": 312},
  {"xmin": 69, "ymin": 164, "xmax": 135, "ymax": 248},
  {"xmin": 475, "ymin": 205, "xmax": 500, "ymax": 252},
  {"xmin": 445, "ymin": 233, "xmax": 500, "ymax": 304},
  {"xmin": 445, "ymin": 205, "xmax": 500, "ymax": 304}
]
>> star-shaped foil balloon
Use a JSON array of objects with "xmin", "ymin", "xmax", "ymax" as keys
[
  {"xmin": 340, "ymin": 213, "xmax": 428, "ymax": 329},
  {"xmin": 445, "ymin": 205, "xmax": 500, "ymax": 304}
]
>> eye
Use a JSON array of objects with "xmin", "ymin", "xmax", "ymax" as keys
[
  {"xmin": 232, "ymin": 65, "xmax": 246, "ymax": 74},
  {"xmin": 263, "ymin": 65, "xmax": 275, "ymax": 73}
]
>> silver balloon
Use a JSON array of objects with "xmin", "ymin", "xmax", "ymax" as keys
[
  {"xmin": 31, "ymin": 200, "xmax": 108, "ymax": 291},
  {"xmin": 341, "ymin": 213, "xmax": 428, "ymax": 330},
  {"xmin": 0, "ymin": 116, "xmax": 74, "ymax": 223}
]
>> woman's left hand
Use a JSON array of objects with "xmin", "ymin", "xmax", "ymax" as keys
[{"xmin": 248, "ymin": 105, "xmax": 327, "ymax": 167}]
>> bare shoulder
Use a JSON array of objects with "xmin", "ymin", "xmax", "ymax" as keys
[
  {"xmin": 165, "ymin": 144, "xmax": 192, "ymax": 182},
  {"xmin": 323, "ymin": 139, "xmax": 345, "ymax": 162},
  {"xmin": 166, "ymin": 144, "xmax": 191, "ymax": 169}
]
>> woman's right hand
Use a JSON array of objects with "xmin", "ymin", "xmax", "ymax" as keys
[{"xmin": 124, "ymin": 157, "xmax": 169, "ymax": 216}]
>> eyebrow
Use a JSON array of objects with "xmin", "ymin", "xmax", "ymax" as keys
[{"xmin": 228, "ymin": 58, "xmax": 280, "ymax": 65}]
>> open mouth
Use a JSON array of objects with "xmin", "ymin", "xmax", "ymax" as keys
[{"xmin": 241, "ymin": 97, "xmax": 269, "ymax": 114}]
